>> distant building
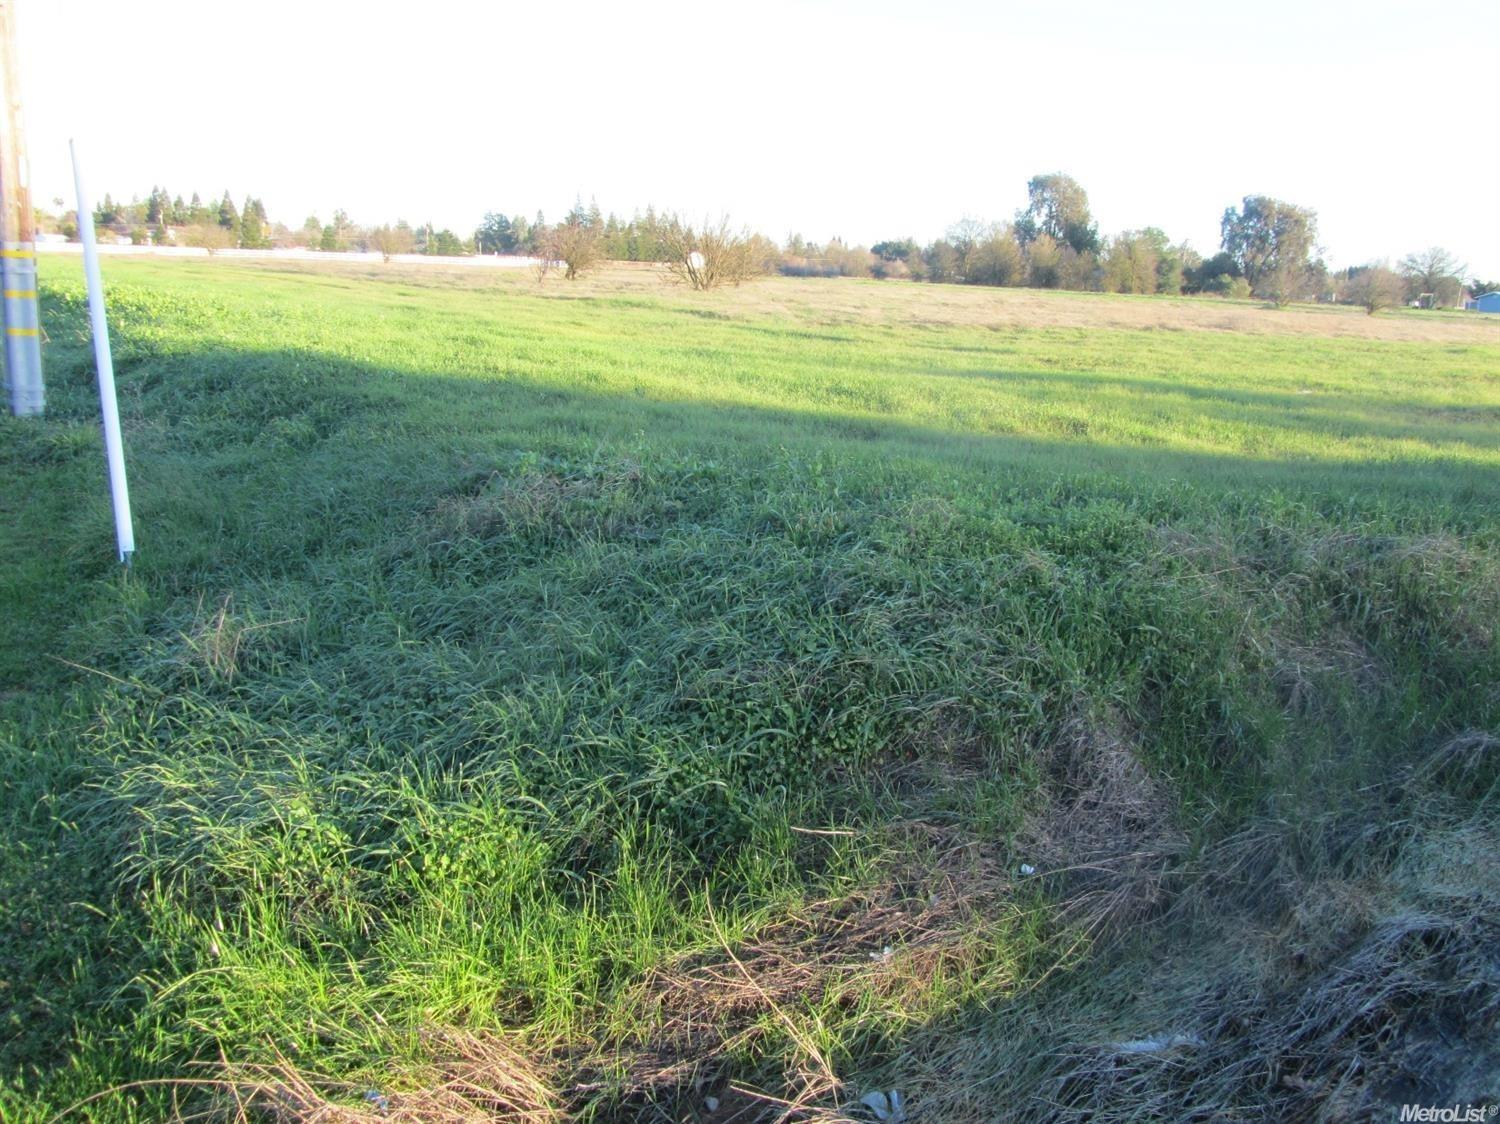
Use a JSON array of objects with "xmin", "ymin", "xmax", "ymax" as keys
[{"xmin": 1464, "ymin": 291, "xmax": 1500, "ymax": 313}]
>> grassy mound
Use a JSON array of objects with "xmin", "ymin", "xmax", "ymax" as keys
[{"xmin": 2, "ymin": 260, "xmax": 1496, "ymax": 1120}]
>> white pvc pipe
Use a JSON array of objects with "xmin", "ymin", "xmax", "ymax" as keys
[{"xmin": 70, "ymin": 139, "xmax": 134, "ymax": 564}]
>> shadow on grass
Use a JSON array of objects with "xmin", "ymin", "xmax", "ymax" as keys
[{"xmin": 8, "ymin": 333, "xmax": 1498, "ymax": 685}]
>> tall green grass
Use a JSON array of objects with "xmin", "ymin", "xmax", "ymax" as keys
[{"xmin": 2, "ymin": 260, "xmax": 1496, "ymax": 1120}]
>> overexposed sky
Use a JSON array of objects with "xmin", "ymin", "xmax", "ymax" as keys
[{"xmin": 16, "ymin": 0, "xmax": 1500, "ymax": 275}]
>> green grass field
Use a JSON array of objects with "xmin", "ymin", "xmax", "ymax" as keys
[{"xmin": 3, "ymin": 258, "xmax": 1498, "ymax": 1121}]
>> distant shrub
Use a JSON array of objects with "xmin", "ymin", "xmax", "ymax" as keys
[
  {"xmin": 1026, "ymin": 233, "xmax": 1063, "ymax": 288},
  {"xmin": 870, "ymin": 257, "xmax": 911, "ymax": 280},
  {"xmin": 779, "ymin": 241, "xmax": 873, "ymax": 279},
  {"xmin": 779, "ymin": 256, "xmax": 840, "ymax": 278},
  {"xmin": 182, "ymin": 222, "xmax": 234, "ymax": 254},
  {"xmin": 821, "ymin": 240, "xmax": 873, "ymax": 278},
  {"xmin": 369, "ymin": 224, "xmax": 415, "ymax": 262},
  {"xmin": 1228, "ymin": 277, "xmax": 1252, "ymax": 300}
]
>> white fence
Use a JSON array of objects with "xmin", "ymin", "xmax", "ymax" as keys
[{"xmin": 36, "ymin": 242, "xmax": 548, "ymax": 269}]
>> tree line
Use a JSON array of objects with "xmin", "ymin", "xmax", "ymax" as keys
[
  {"xmin": 850, "ymin": 176, "xmax": 1481, "ymax": 310},
  {"xmin": 38, "ymin": 175, "xmax": 1491, "ymax": 306}
]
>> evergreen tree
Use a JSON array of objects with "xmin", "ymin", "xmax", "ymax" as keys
[
  {"xmin": 217, "ymin": 191, "xmax": 240, "ymax": 234},
  {"xmin": 476, "ymin": 211, "xmax": 516, "ymax": 254},
  {"xmin": 239, "ymin": 196, "xmax": 268, "ymax": 248},
  {"xmin": 93, "ymin": 193, "xmax": 122, "ymax": 227},
  {"xmin": 602, "ymin": 213, "xmax": 627, "ymax": 259}
]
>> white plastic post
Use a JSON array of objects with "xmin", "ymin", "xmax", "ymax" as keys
[{"xmin": 70, "ymin": 139, "xmax": 134, "ymax": 564}]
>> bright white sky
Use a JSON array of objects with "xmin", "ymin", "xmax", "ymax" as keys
[{"xmin": 17, "ymin": 0, "xmax": 1500, "ymax": 276}]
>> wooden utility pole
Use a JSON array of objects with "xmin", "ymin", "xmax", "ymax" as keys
[{"xmin": 0, "ymin": 0, "xmax": 42, "ymax": 416}]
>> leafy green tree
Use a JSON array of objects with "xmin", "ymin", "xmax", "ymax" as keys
[
  {"xmin": 1156, "ymin": 233, "xmax": 1192, "ymax": 295},
  {"xmin": 92, "ymin": 193, "xmax": 122, "ymax": 228},
  {"xmin": 1220, "ymin": 195, "xmax": 1318, "ymax": 305},
  {"xmin": 1184, "ymin": 251, "xmax": 1239, "ymax": 293},
  {"xmin": 424, "ymin": 228, "xmax": 468, "ymax": 256},
  {"xmin": 965, "ymin": 225, "xmax": 1025, "ymax": 286},
  {"xmin": 872, "ymin": 239, "xmax": 919, "ymax": 262},
  {"xmin": 146, "ymin": 187, "xmax": 169, "ymax": 225},
  {"xmin": 1103, "ymin": 230, "xmax": 1161, "ymax": 294},
  {"xmin": 476, "ymin": 211, "xmax": 517, "ymax": 253},
  {"xmin": 1019, "ymin": 173, "xmax": 1100, "ymax": 255},
  {"xmin": 923, "ymin": 240, "xmax": 958, "ymax": 283}
]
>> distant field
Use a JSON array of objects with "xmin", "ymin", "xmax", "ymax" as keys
[{"xmin": 2, "ymin": 259, "xmax": 1497, "ymax": 1121}]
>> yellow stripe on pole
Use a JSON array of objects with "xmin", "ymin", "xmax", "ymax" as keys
[
  {"xmin": 3, "ymin": 289, "xmax": 36, "ymax": 298},
  {"xmin": 6, "ymin": 326, "xmax": 38, "ymax": 336},
  {"xmin": 0, "ymin": 248, "xmax": 36, "ymax": 258}
]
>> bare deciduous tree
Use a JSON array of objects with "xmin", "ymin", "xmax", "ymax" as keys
[
  {"xmin": 542, "ymin": 221, "xmax": 601, "ymax": 280},
  {"xmin": 661, "ymin": 216, "xmax": 766, "ymax": 290},
  {"xmin": 1345, "ymin": 264, "xmax": 1404, "ymax": 315},
  {"xmin": 369, "ymin": 224, "xmax": 415, "ymax": 263},
  {"xmin": 1399, "ymin": 246, "xmax": 1465, "ymax": 308}
]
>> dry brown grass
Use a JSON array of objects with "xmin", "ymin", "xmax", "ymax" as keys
[
  {"xmin": 233, "ymin": 258, "xmax": 1500, "ymax": 345},
  {"xmin": 1023, "ymin": 709, "xmax": 1187, "ymax": 934},
  {"xmin": 858, "ymin": 815, "xmax": 1500, "ymax": 1123},
  {"xmin": 182, "ymin": 1033, "xmax": 562, "ymax": 1123}
]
